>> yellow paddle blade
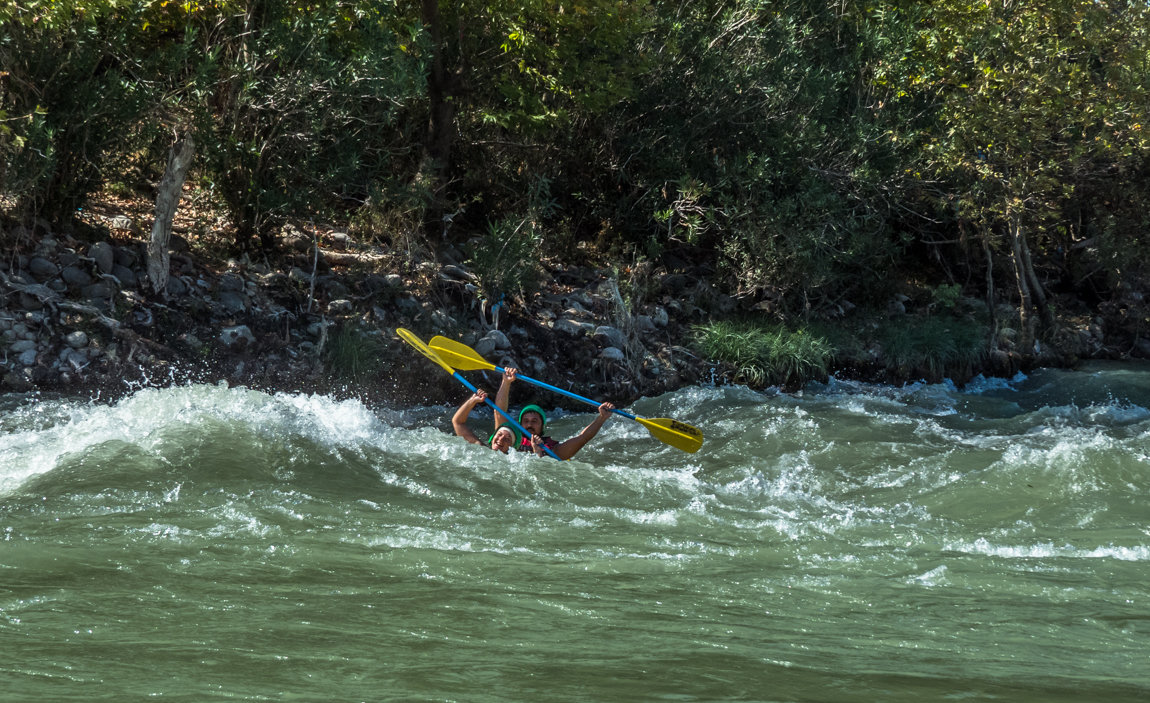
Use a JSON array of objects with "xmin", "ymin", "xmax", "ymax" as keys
[
  {"xmin": 428, "ymin": 336, "xmax": 496, "ymax": 371},
  {"xmin": 396, "ymin": 328, "xmax": 455, "ymax": 375},
  {"xmin": 636, "ymin": 417, "xmax": 704, "ymax": 454}
]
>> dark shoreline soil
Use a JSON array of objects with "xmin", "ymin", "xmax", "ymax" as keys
[{"xmin": 4, "ymin": 212, "xmax": 1149, "ymax": 411}]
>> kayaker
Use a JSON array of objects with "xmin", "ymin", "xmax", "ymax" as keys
[
  {"xmin": 495, "ymin": 367, "xmax": 615, "ymax": 460},
  {"xmin": 451, "ymin": 389, "xmax": 522, "ymax": 453}
]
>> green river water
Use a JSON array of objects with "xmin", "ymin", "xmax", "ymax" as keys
[{"xmin": 2, "ymin": 362, "xmax": 1148, "ymax": 702}]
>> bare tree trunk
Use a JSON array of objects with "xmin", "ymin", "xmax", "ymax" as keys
[
  {"xmin": 1008, "ymin": 214, "xmax": 1036, "ymax": 352},
  {"xmin": 1019, "ymin": 234, "xmax": 1055, "ymax": 329},
  {"xmin": 148, "ymin": 131, "xmax": 195, "ymax": 296},
  {"xmin": 982, "ymin": 230, "xmax": 996, "ymax": 329}
]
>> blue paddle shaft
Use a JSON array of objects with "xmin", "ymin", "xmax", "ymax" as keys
[
  {"xmin": 489, "ymin": 365, "xmax": 637, "ymax": 421},
  {"xmin": 454, "ymin": 371, "xmax": 562, "ymax": 460}
]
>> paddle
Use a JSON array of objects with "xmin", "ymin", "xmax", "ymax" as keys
[
  {"xmin": 428, "ymin": 335, "xmax": 704, "ymax": 454},
  {"xmin": 396, "ymin": 328, "xmax": 562, "ymax": 461}
]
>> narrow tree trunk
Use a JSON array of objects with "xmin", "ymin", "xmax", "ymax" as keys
[
  {"xmin": 1019, "ymin": 233, "xmax": 1055, "ymax": 329},
  {"xmin": 1008, "ymin": 215, "xmax": 1035, "ymax": 352},
  {"xmin": 148, "ymin": 132, "xmax": 195, "ymax": 296},
  {"xmin": 422, "ymin": 0, "xmax": 455, "ymax": 174},
  {"xmin": 982, "ymin": 230, "xmax": 996, "ymax": 330}
]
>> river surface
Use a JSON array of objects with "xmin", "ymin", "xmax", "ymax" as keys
[{"xmin": 2, "ymin": 362, "xmax": 1148, "ymax": 702}]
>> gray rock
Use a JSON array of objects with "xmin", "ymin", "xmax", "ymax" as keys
[
  {"xmin": 65, "ymin": 330, "xmax": 89, "ymax": 348},
  {"xmin": 327, "ymin": 299, "xmax": 353, "ymax": 315},
  {"xmin": 329, "ymin": 232, "xmax": 351, "ymax": 249},
  {"xmin": 652, "ymin": 306, "xmax": 669, "ymax": 327},
  {"xmin": 474, "ymin": 336, "xmax": 498, "ymax": 358},
  {"xmin": 9, "ymin": 339, "xmax": 37, "ymax": 353},
  {"xmin": 384, "ymin": 274, "xmax": 404, "ymax": 288},
  {"xmin": 81, "ymin": 282, "xmax": 114, "ymax": 299},
  {"xmin": 395, "ymin": 296, "xmax": 420, "ymax": 315},
  {"xmin": 166, "ymin": 276, "xmax": 189, "ymax": 297},
  {"xmin": 220, "ymin": 325, "xmax": 256, "ymax": 349},
  {"xmin": 61, "ymin": 265, "xmax": 93, "ymax": 288},
  {"xmin": 634, "ymin": 315, "xmax": 657, "ymax": 333},
  {"xmin": 88, "ymin": 242, "xmax": 115, "ymax": 274},
  {"xmin": 482, "ymin": 329, "xmax": 511, "ymax": 350},
  {"xmin": 554, "ymin": 318, "xmax": 592, "ymax": 336},
  {"xmin": 430, "ymin": 309, "xmax": 454, "ymax": 328},
  {"xmin": 112, "ymin": 265, "xmax": 138, "ymax": 288},
  {"xmin": 322, "ymin": 279, "xmax": 350, "ymax": 299},
  {"xmin": 19, "ymin": 293, "xmax": 44, "ymax": 311},
  {"xmin": 47, "ymin": 279, "xmax": 67, "ymax": 292},
  {"xmin": 18, "ymin": 348, "xmax": 37, "ymax": 366},
  {"xmin": 217, "ymin": 291, "xmax": 248, "ymax": 313},
  {"xmin": 58, "ymin": 251, "xmax": 79, "ymax": 268},
  {"xmin": 64, "ymin": 349, "xmax": 88, "ymax": 369},
  {"xmin": 28, "ymin": 257, "xmax": 58, "ymax": 282},
  {"xmin": 592, "ymin": 325, "xmax": 626, "ymax": 349},
  {"xmin": 218, "ymin": 273, "xmax": 246, "ymax": 292},
  {"xmin": 600, "ymin": 346, "xmax": 626, "ymax": 362},
  {"xmin": 113, "ymin": 245, "xmax": 138, "ymax": 267}
]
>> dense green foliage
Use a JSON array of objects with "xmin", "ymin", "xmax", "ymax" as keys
[
  {"xmin": 693, "ymin": 320, "xmax": 833, "ymax": 388},
  {"xmin": 3, "ymin": 0, "xmax": 1149, "ymax": 356}
]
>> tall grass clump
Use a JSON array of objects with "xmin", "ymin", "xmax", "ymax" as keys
[
  {"xmin": 325, "ymin": 324, "xmax": 387, "ymax": 382},
  {"xmin": 693, "ymin": 320, "xmax": 832, "ymax": 388},
  {"xmin": 879, "ymin": 315, "xmax": 987, "ymax": 380}
]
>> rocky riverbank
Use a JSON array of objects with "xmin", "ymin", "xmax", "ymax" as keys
[{"xmin": 3, "ymin": 212, "xmax": 1147, "ymax": 410}]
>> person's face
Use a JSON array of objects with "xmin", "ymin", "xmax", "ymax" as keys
[
  {"xmin": 520, "ymin": 411, "xmax": 544, "ymax": 436},
  {"xmin": 490, "ymin": 428, "xmax": 516, "ymax": 453}
]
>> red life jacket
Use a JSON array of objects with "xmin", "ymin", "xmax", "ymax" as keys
[{"xmin": 517, "ymin": 436, "xmax": 558, "ymax": 453}]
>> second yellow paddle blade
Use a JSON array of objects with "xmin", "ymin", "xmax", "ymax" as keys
[
  {"xmin": 637, "ymin": 417, "xmax": 704, "ymax": 454},
  {"xmin": 428, "ymin": 336, "xmax": 495, "ymax": 371}
]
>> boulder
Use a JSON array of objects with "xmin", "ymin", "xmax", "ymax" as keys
[
  {"xmin": 81, "ymin": 282, "xmax": 114, "ymax": 299},
  {"xmin": 327, "ymin": 299, "xmax": 353, "ymax": 315},
  {"xmin": 600, "ymin": 346, "xmax": 626, "ymax": 362},
  {"xmin": 88, "ymin": 242, "xmax": 115, "ymax": 274},
  {"xmin": 65, "ymin": 330, "xmax": 89, "ymax": 349},
  {"xmin": 220, "ymin": 325, "xmax": 256, "ymax": 349},
  {"xmin": 61, "ymin": 265, "xmax": 93, "ymax": 288},
  {"xmin": 112, "ymin": 265, "xmax": 138, "ymax": 288},
  {"xmin": 28, "ymin": 257, "xmax": 59, "ymax": 282},
  {"xmin": 217, "ymin": 291, "xmax": 248, "ymax": 313},
  {"xmin": 555, "ymin": 318, "xmax": 592, "ymax": 336},
  {"xmin": 218, "ymin": 273, "xmax": 246, "ymax": 292},
  {"xmin": 475, "ymin": 330, "xmax": 511, "ymax": 358},
  {"xmin": 592, "ymin": 325, "xmax": 626, "ymax": 349}
]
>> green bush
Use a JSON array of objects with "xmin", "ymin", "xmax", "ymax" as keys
[
  {"xmin": 693, "ymin": 320, "xmax": 832, "ymax": 388},
  {"xmin": 325, "ymin": 325, "xmax": 387, "ymax": 382},
  {"xmin": 879, "ymin": 315, "xmax": 987, "ymax": 380}
]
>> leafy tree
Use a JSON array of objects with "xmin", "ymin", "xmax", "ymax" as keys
[
  {"xmin": 604, "ymin": 0, "xmax": 903, "ymax": 316},
  {"xmin": 880, "ymin": 0, "xmax": 1150, "ymax": 348}
]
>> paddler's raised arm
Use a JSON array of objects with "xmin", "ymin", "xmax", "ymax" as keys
[
  {"xmin": 494, "ymin": 366, "xmax": 517, "ymax": 430},
  {"xmin": 553, "ymin": 401, "xmax": 616, "ymax": 461},
  {"xmin": 452, "ymin": 390, "xmax": 488, "ymax": 445}
]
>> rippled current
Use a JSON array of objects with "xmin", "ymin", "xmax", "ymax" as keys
[{"xmin": 2, "ymin": 362, "xmax": 1148, "ymax": 701}]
